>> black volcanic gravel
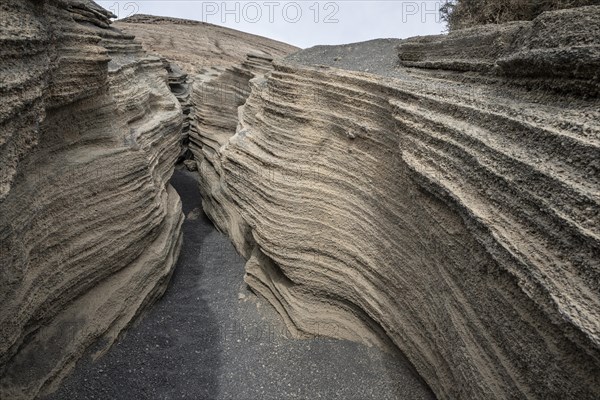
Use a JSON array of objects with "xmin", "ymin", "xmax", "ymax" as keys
[{"xmin": 45, "ymin": 169, "xmax": 434, "ymax": 400}]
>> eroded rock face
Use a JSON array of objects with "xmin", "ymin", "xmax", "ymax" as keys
[
  {"xmin": 173, "ymin": 7, "xmax": 598, "ymax": 400},
  {"xmin": 3, "ymin": 3, "xmax": 599, "ymax": 400},
  {"xmin": 397, "ymin": 6, "xmax": 600, "ymax": 96},
  {"xmin": 0, "ymin": 1, "xmax": 184, "ymax": 398},
  {"xmin": 113, "ymin": 15, "xmax": 298, "ymax": 257}
]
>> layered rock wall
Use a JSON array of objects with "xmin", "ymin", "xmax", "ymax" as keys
[
  {"xmin": 193, "ymin": 7, "xmax": 600, "ymax": 399},
  {"xmin": 397, "ymin": 6, "xmax": 600, "ymax": 95},
  {"xmin": 193, "ymin": 53, "xmax": 280, "ymax": 258},
  {"xmin": 0, "ymin": 1, "xmax": 184, "ymax": 398},
  {"xmin": 2, "ymin": 3, "xmax": 599, "ymax": 400},
  {"xmin": 113, "ymin": 15, "xmax": 298, "ymax": 258}
]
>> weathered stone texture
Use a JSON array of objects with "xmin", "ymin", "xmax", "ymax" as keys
[
  {"xmin": 0, "ymin": 2, "xmax": 183, "ymax": 398},
  {"xmin": 184, "ymin": 7, "xmax": 599, "ymax": 399}
]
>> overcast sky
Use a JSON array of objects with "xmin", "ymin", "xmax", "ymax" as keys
[{"xmin": 97, "ymin": 1, "xmax": 447, "ymax": 48}]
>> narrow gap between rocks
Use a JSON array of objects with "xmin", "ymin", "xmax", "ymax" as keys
[{"xmin": 44, "ymin": 168, "xmax": 435, "ymax": 400}]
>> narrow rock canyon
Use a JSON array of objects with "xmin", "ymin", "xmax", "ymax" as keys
[{"xmin": 1, "ymin": 1, "xmax": 599, "ymax": 399}]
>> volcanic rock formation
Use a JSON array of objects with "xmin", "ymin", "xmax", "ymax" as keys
[
  {"xmin": 122, "ymin": 6, "xmax": 600, "ymax": 400},
  {"xmin": 113, "ymin": 15, "xmax": 298, "ymax": 257},
  {"xmin": 2, "ymin": 2, "xmax": 599, "ymax": 400},
  {"xmin": 0, "ymin": 4, "xmax": 296, "ymax": 399},
  {"xmin": 0, "ymin": 1, "xmax": 185, "ymax": 398}
]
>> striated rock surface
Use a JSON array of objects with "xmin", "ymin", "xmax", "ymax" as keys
[
  {"xmin": 114, "ymin": 14, "xmax": 298, "ymax": 74},
  {"xmin": 3, "ymin": 3, "xmax": 599, "ymax": 400},
  {"xmin": 114, "ymin": 15, "xmax": 298, "ymax": 257},
  {"xmin": 0, "ymin": 1, "xmax": 184, "ymax": 398},
  {"xmin": 396, "ymin": 6, "xmax": 600, "ymax": 96},
  {"xmin": 156, "ymin": 6, "xmax": 598, "ymax": 400}
]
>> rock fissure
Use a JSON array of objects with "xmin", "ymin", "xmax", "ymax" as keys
[{"xmin": 1, "ymin": 2, "xmax": 599, "ymax": 400}]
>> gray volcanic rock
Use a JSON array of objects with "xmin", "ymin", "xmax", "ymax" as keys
[
  {"xmin": 181, "ymin": 6, "xmax": 599, "ymax": 400},
  {"xmin": 0, "ymin": 1, "xmax": 183, "ymax": 398},
  {"xmin": 396, "ymin": 6, "xmax": 600, "ymax": 95}
]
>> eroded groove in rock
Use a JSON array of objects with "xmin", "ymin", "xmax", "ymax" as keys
[
  {"xmin": 0, "ymin": 1, "xmax": 184, "ymax": 398},
  {"xmin": 114, "ymin": 16, "xmax": 298, "ymax": 259},
  {"xmin": 163, "ymin": 61, "xmax": 194, "ymax": 162},
  {"xmin": 197, "ymin": 7, "xmax": 598, "ymax": 400},
  {"xmin": 193, "ymin": 52, "xmax": 283, "ymax": 259},
  {"xmin": 3, "ymin": 3, "xmax": 599, "ymax": 400}
]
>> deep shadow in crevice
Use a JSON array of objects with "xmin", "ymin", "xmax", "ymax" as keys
[
  {"xmin": 46, "ymin": 168, "xmax": 436, "ymax": 400},
  {"xmin": 45, "ymin": 169, "xmax": 221, "ymax": 400}
]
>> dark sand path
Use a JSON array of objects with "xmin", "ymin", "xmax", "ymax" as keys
[{"xmin": 46, "ymin": 169, "xmax": 434, "ymax": 400}]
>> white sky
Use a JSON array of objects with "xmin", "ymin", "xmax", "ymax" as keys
[{"xmin": 97, "ymin": 1, "xmax": 447, "ymax": 48}]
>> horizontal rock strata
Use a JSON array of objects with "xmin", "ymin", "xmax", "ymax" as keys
[
  {"xmin": 182, "ymin": 7, "xmax": 599, "ymax": 400},
  {"xmin": 0, "ymin": 1, "xmax": 184, "ymax": 398},
  {"xmin": 397, "ymin": 6, "xmax": 600, "ymax": 96}
]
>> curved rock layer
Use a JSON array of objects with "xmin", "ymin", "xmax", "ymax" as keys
[
  {"xmin": 0, "ymin": 1, "xmax": 184, "ymax": 398},
  {"xmin": 113, "ymin": 16, "xmax": 298, "ymax": 257},
  {"xmin": 193, "ymin": 52, "xmax": 281, "ymax": 259},
  {"xmin": 196, "ymin": 7, "xmax": 599, "ymax": 400}
]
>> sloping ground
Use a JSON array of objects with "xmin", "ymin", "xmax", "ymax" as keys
[
  {"xmin": 114, "ymin": 14, "xmax": 298, "ymax": 74},
  {"xmin": 44, "ymin": 169, "xmax": 434, "ymax": 400},
  {"xmin": 1, "ymin": 3, "xmax": 178, "ymax": 399},
  {"xmin": 188, "ymin": 6, "xmax": 600, "ymax": 400}
]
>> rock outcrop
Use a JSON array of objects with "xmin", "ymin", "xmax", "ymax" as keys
[
  {"xmin": 1, "ymin": 7, "xmax": 297, "ymax": 399},
  {"xmin": 0, "ymin": 1, "xmax": 184, "ymax": 398},
  {"xmin": 397, "ymin": 6, "xmax": 600, "ymax": 96},
  {"xmin": 3, "ymin": 3, "xmax": 599, "ymax": 400},
  {"xmin": 125, "ymin": 6, "xmax": 599, "ymax": 400}
]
